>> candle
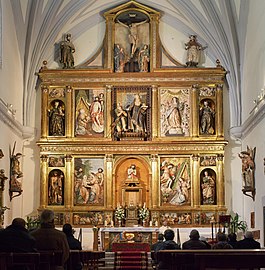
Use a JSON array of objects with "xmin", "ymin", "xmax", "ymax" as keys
[
  {"xmin": 149, "ymin": 221, "xmax": 152, "ymax": 227},
  {"xmin": 111, "ymin": 220, "xmax": 114, "ymax": 227}
]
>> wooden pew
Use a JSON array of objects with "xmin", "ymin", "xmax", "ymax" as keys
[
  {"xmin": 0, "ymin": 252, "xmax": 40, "ymax": 270},
  {"xmin": 155, "ymin": 249, "xmax": 265, "ymax": 270},
  {"xmin": 39, "ymin": 250, "xmax": 63, "ymax": 270},
  {"xmin": 80, "ymin": 250, "xmax": 105, "ymax": 270}
]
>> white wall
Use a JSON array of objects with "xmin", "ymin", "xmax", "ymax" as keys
[{"xmin": 0, "ymin": 1, "xmax": 35, "ymax": 226}]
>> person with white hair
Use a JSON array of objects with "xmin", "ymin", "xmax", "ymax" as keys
[{"xmin": 237, "ymin": 231, "xmax": 261, "ymax": 249}]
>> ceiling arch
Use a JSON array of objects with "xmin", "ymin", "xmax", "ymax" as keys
[{"xmin": 10, "ymin": 0, "xmax": 246, "ymax": 128}]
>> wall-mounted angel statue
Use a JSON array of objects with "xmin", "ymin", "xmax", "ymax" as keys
[
  {"xmin": 238, "ymin": 146, "xmax": 256, "ymax": 200},
  {"xmin": 9, "ymin": 142, "xmax": 23, "ymax": 200}
]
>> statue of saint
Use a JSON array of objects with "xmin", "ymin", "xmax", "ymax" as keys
[
  {"xmin": 60, "ymin": 33, "xmax": 75, "ymax": 69},
  {"xmin": 201, "ymin": 170, "xmax": 215, "ymax": 204},
  {"xmin": 199, "ymin": 100, "xmax": 215, "ymax": 134},
  {"xmin": 49, "ymin": 101, "xmax": 65, "ymax": 136},
  {"xmin": 185, "ymin": 35, "xmax": 204, "ymax": 67}
]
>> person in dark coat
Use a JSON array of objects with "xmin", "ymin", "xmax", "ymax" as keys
[
  {"xmin": 62, "ymin": 223, "xmax": 82, "ymax": 250},
  {"xmin": 30, "ymin": 209, "xmax": 70, "ymax": 270},
  {"xmin": 63, "ymin": 223, "xmax": 82, "ymax": 270},
  {"xmin": 227, "ymin": 233, "xmax": 239, "ymax": 249},
  {"xmin": 212, "ymin": 233, "xmax": 233, "ymax": 249},
  {"xmin": 151, "ymin": 233, "xmax": 164, "ymax": 251},
  {"xmin": 237, "ymin": 231, "xmax": 261, "ymax": 249},
  {"xmin": 156, "ymin": 229, "xmax": 180, "ymax": 270},
  {"xmin": 182, "ymin": 229, "xmax": 208, "ymax": 250},
  {"xmin": 0, "ymin": 217, "xmax": 36, "ymax": 252}
]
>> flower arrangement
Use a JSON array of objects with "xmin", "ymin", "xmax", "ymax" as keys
[
  {"xmin": 115, "ymin": 205, "xmax": 125, "ymax": 220},
  {"xmin": 138, "ymin": 204, "xmax": 149, "ymax": 221}
]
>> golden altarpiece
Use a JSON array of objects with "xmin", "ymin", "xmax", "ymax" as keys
[{"xmin": 37, "ymin": 1, "xmax": 227, "ymax": 229}]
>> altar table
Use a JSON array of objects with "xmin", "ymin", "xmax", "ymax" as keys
[
  {"xmin": 100, "ymin": 227, "xmax": 159, "ymax": 251},
  {"xmin": 112, "ymin": 242, "xmax": 150, "ymax": 252}
]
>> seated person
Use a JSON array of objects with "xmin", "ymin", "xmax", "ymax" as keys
[
  {"xmin": 212, "ymin": 233, "xmax": 233, "ymax": 249},
  {"xmin": 156, "ymin": 229, "xmax": 180, "ymax": 270},
  {"xmin": 63, "ymin": 223, "xmax": 82, "ymax": 270},
  {"xmin": 182, "ymin": 229, "xmax": 208, "ymax": 250},
  {"xmin": 199, "ymin": 236, "xmax": 212, "ymax": 249},
  {"xmin": 227, "ymin": 233, "xmax": 239, "ymax": 249},
  {"xmin": 63, "ymin": 223, "xmax": 82, "ymax": 250},
  {"xmin": 0, "ymin": 217, "xmax": 36, "ymax": 252},
  {"xmin": 31, "ymin": 209, "xmax": 70, "ymax": 270},
  {"xmin": 237, "ymin": 231, "xmax": 261, "ymax": 249},
  {"xmin": 151, "ymin": 233, "xmax": 164, "ymax": 251}
]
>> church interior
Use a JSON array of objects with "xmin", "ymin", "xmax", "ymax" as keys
[{"xmin": 0, "ymin": 0, "xmax": 265, "ymax": 252}]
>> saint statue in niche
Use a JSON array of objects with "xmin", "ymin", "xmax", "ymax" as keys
[
  {"xmin": 48, "ymin": 100, "xmax": 65, "ymax": 136},
  {"xmin": 124, "ymin": 164, "xmax": 140, "ymax": 187},
  {"xmin": 48, "ymin": 169, "xmax": 64, "ymax": 205},
  {"xmin": 200, "ymin": 169, "xmax": 216, "ymax": 205},
  {"xmin": 199, "ymin": 100, "xmax": 215, "ymax": 135}
]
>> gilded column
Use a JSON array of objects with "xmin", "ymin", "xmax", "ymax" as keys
[
  {"xmin": 40, "ymin": 154, "xmax": 48, "ymax": 208},
  {"xmin": 191, "ymin": 85, "xmax": 199, "ymax": 137},
  {"xmin": 150, "ymin": 154, "xmax": 159, "ymax": 208},
  {"xmin": 192, "ymin": 154, "xmax": 200, "ymax": 207},
  {"xmin": 150, "ymin": 14, "xmax": 160, "ymax": 70},
  {"xmin": 216, "ymin": 154, "xmax": 225, "ymax": 207},
  {"xmin": 104, "ymin": 16, "xmax": 114, "ymax": 70},
  {"xmin": 216, "ymin": 84, "xmax": 224, "ymax": 137},
  {"xmin": 65, "ymin": 155, "xmax": 73, "ymax": 208},
  {"xmin": 151, "ymin": 85, "xmax": 158, "ymax": 139},
  {"xmin": 66, "ymin": 86, "xmax": 73, "ymax": 138},
  {"xmin": 41, "ymin": 85, "xmax": 49, "ymax": 138},
  {"xmin": 105, "ymin": 85, "xmax": 113, "ymax": 139},
  {"xmin": 106, "ymin": 154, "xmax": 113, "ymax": 208}
]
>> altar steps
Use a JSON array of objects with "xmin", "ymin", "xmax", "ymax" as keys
[{"xmin": 98, "ymin": 252, "xmax": 153, "ymax": 270}]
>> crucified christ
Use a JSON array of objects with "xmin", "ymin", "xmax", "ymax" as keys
[{"xmin": 117, "ymin": 19, "xmax": 148, "ymax": 58}]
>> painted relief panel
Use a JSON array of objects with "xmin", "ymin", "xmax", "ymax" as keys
[
  {"xmin": 160, "ymin": 89, "xmax": 190, "ymax": 137},
  {"xmin": 74, "ymin": 157, "xmax": 104, "ymax": 206},
  {"xmin": 48, "ymin": 155, "xmax": 65, "ymax": 167},
  {"xmin": 160, "ymin": 157, "xmax": 191, "ymax": 206},
  {"xmin": 112, "ymin": 86, "xmax": 151, "ymax": 140},
  {"xmin": 48, "ymin": 169, "xmax": 64, "ymax": 205},
  {"xmin": 73, "ymin": 212, "xmax": 104, "ymax": 226},
  {"xmin": 75, "ymin": 89, "xmax": 104, "ymax": 137},
  {"xmin": 200, "ymin": 156, "xmax": 216, "ymax": 166}
]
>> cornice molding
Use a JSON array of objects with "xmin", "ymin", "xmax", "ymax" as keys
[
  {"xmin": 230, "ymin": 100, "xmax": 265, "ymax": 139},
  {"xmin": 0, "ymin": 99, "xmax": 35, "ymax": 139}
]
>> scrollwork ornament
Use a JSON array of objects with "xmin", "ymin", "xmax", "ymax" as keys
[
  {"xmin": 106, "ymin": 154, "xmax": 113, "ymax": 162},
  {"xmin": 192, "ymin": 154, "xmax": 199, "ymax": 162},
  {"xmin": 65, "ymin": 155, "xmax": 72, "ymax": 162},
  {"xmin": 40, "ymin": 154, "xmax": 48, "ymax": 162},
  {"xmin": 41, "ymin": 85, "xmax": 49, "ymax": 93},
  {"xmin": 217, "ymin": 154, "xmax": 224, "ymax": 161}
]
